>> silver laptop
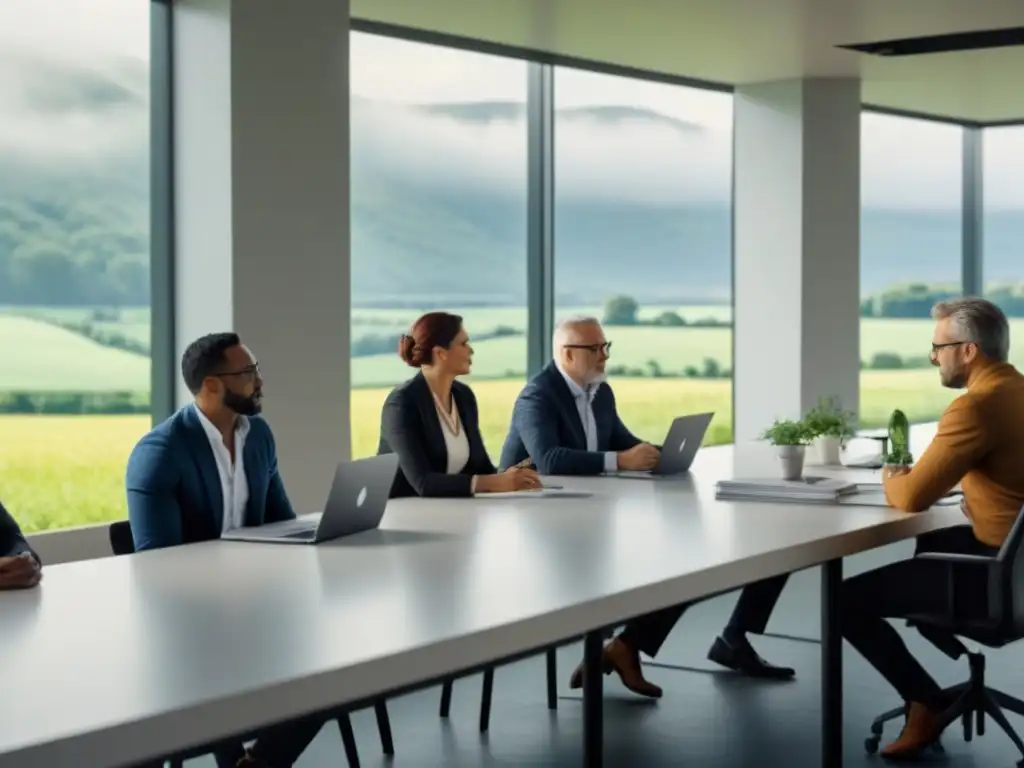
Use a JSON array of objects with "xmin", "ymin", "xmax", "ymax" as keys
[
  {"xmin": 222, "ymin": 454, "xmax": 399, "ymax": 545},
  {"xmin": 612, "ymin": 412, "xmax": 714, "ymax": 479}
]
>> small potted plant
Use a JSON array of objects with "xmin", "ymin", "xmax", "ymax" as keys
[
  {"xmin": 882, "ymin": 408, "xmax": 913, "ymax": 480},
  {"xmin": 803, "ymin": 396, "xmax": 856, "ymax": 466},
  {"xmin": 761, "ymin": 418, "xmax": 813, "ymax": 480}
]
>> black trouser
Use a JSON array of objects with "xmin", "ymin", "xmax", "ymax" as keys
[
  {"xmin": 617, "ymin": 573, "xmax": 790, "ymax": 657},
  {"xmin": 841, "ymin": 525, "xmax": 997, "ymax": 709}
]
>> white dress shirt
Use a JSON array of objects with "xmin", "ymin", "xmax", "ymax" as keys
[
  {"xmin": 555, "ymin": 364, "xmax": 618, "ymax": 472},
  {"xmin": 194, "ymin": 405, "xmax": 251, "ymax": 533}
]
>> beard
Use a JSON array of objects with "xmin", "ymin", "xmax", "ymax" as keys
[
  {"xmin": 941, "ymin": 369, "xmax": 967, "ymax": 389},
  {"xmin": 584, "ymin": 369, "xmax": 606, "ymax": 387},
  {"xmin": 223, "ymin": 389, "xmax": 262, "ymax": 416}
]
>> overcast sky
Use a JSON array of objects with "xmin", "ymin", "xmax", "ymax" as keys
[
  {"xmin": 0, "ymin": 0, "xmax": 148, "ymax": 60},
  {"xmin": 0, "ymin": 3, "xmax": 1020, "ymax": 209}
]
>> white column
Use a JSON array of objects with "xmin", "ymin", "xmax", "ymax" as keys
[
  {"xmin": 173, "ymin": 0, "xmax": 351, "ymax": 511},
  {"xmin": 732, "ymin": 78, "xmax": 861, "ymax": 442}
]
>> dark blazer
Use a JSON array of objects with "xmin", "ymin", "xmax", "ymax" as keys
[
  {"xmin": 500, "ymin": 362, "xmax": 642, "ymax": 476},
  {"xmin": 0, "ymin": 500, "xmax": 37, "ymax": 562},
  {"xmin": 377, "ymin": 373, "xmax": 497, "ymax": 497},
  {"xmin": 125, "ymin": 404, "xmax": 296, "ymax": 551}
]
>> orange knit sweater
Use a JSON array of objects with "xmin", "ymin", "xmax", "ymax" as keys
[{"xmin": 884, "ymin": 362, "xmax": 1024, "ymax": 547}]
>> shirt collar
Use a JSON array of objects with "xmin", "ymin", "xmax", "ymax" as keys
[{"xmin": 193, "ymin": 403, "xmax": 250, "ymax": 442}]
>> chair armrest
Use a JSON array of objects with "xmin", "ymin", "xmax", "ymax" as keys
[{"xmin": 915, "ymin": 553, "xmax": 996, "ymax": 566}]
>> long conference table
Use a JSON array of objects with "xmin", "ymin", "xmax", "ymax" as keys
[{"xmin": 0, "ymin": 427, "xmax": 962, "ymax": 768}]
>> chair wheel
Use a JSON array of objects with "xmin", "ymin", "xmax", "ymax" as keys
[
  {"xmin": 870, "ymin": 721, "xmax": 884, "ymax": 736},
  {"xmin": 864, "ymin": 736, "xmax": 880, "ymax": 754}
]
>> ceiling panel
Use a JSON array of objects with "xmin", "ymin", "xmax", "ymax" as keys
[{"xmin": 350, "ymin": 0, "xmax": 1024, "ymax": 123}]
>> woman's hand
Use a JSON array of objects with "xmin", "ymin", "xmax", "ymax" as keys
[{"xmin": 476, "ymin": 467, "xmax": 543, "ymax": 493}]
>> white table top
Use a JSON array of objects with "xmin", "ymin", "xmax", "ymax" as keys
[{"xmin": 0, "ymin": 429, "xmax": 959, "ymax": 768}]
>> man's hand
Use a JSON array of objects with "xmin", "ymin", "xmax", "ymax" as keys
[
  {"xmin": 881, "ymin": 465, "xmax": 911, "ymax": 482},
  {"xmin": 617, "ymin": 443, "xmax": 660, "ymax": 471},
  {"xmin": 0, "ymin": 554, "xmax": 42, "ymax": 590}
]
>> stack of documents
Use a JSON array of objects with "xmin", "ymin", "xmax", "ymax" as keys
[{"xmin": 716, "ymin": 476, "xmax": 859, "ymax": 503}]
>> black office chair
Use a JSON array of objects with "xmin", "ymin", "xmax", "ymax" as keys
[
  {"xmin": 864, "ymin": 508, "xmax": 1024, "ymax": 765},
  {"xmin": 107, "ymin": 522, "xmax": 395, "ymax": 768},
  {"xmin": 439, "ymin": 625, "xmax": 623, "ymax": 733},
  {"xmin": 438, "ymin": 650, "xmax": 560, "ymax": 732}
]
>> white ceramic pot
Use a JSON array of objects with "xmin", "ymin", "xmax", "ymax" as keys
[
  {"xmin": 813, "ymin": 435, "xmax": 843, "ymax": 466},
  {"xmin": 777, "ymin": 444, "xmax": 806, "ymax": 481}
]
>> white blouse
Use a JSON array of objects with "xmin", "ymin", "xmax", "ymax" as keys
[{"xmin": 433, "ymin": 394, "xmax": 470, "ymax": 475}]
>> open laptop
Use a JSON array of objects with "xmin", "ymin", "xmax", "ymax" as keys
[
  {"xmin": 612, "ymin": 412, "xmax": 714, "ymax": 479},
  {"xmin": 221, "ymin": 454, "xmax": 399, "ymax": 545}
]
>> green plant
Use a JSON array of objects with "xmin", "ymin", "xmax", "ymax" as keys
[
  {"xmin": 803, "ymin": 396, "xmax": 856, "ymax": 439},
  {"xmin": 760, "ymin": 418, "xmax": 812, "ymax": 446},
  {"xmin": 884, "ymin": 408, "xmax": 914, "ymax": 465}
]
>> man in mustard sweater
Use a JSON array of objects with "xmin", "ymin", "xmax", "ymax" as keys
[{"xmin": 841, "ymin": 297, "xmax": 1024, "ymax": 760}]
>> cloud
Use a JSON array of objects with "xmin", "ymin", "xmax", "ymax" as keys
[
  {"xmin": 353, "ymin": 100, "xmax": 733, "ymax": 204},
  {"xmin": 0, "ymin": 0, "xmax": 149, "ymax": 61},
  {"xmin": 0, "ymin": 49, "xmax": 147, "ymax": 168}
]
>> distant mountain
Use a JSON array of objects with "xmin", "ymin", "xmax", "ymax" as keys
[
  {"xmin": 415, "ymin": 100, "xmax": 705, "ymax": 134},
  {"xmin": 0, "ymin": 50, "xmax": 1020, "ymax": 310}
]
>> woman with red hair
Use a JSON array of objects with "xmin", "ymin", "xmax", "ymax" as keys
[{"xmin": 378, "ymin": 311, "xmax": 542, "ymax": 497}]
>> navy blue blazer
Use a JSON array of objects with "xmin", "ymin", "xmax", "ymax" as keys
[
  {"xmin": 0, "ymin": 500, "xmax": 37, "ymax": 561},
  {"xmin": 125, "ymin": 404, "xmax": 296, "ymax": 551},
  {"xmin": 378, "ymin": 373, "xmax": 497, "ymax": 498},
  {"xmin": 500, "ymin": 362, "xmax": 642, "ymax": 475}
]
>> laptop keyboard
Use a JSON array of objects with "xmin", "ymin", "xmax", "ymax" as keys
[{"xmin": 283, "ymin": 528, "xmax": 317, "ymax": 540}]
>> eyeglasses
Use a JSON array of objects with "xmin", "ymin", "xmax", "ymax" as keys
[
  {"xmin": 564, "ymin": 342, "xmax": 612, "ymax": 355},
  {"xmin": 217, "ymin": 363, "xmax": 261, "ymax": 379},
  {"xmin": 931, "ymin": 341, "xmax": 966, "ymax": 354}
]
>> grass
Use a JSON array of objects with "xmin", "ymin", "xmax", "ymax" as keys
[
  {"xmin": 7, "ymin": 305, "xmax": 1024, "ymax": 392},
  {"xmin": 1, "ymin": 415, "xmax": 150, "ymax": 533},
  {"xmin": 0, "ymin": 315, "xmax": 149, "ymax": 391},
  {"xmin": 6, "ymin": 369, "xmax": 956, "ymax": 534}
]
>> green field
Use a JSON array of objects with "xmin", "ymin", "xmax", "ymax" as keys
[
  {"xmin": 0, "ymin": 304, "xmax": 996, "ymax": 533},
  {"xmin": 4, "ymin": 369, "xmax": 958, "ymax": 534}
]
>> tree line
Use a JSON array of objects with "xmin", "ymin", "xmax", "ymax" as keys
[
  {"xmin": 861, "ymin": 283, "xmax": 1024, "ymax": 318},
  {"xmin": 0, "ymin": 192, "xmax": 148, "ymax": 307}
]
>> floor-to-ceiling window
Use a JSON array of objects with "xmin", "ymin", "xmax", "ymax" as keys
[
  {"xmin": 983, "ymin": 127, "xmax": 1024, "ymax": 368},
  {"xmin": 348, "ymin": 33, "xmax": 528, "ymax": 459},
  {"xmin": 552, "ymin": 68, "xmax": 734, "ymax": 445},
  {"xmin": 859, "ymin": 113, "xmax": 963, "ymax": 427},
  {"xmin": 0, "ymin": 0, "xmax": 151, "ymax": 532}
]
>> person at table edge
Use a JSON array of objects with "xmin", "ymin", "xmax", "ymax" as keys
[
  {"xmin": 842, "ymin": 297, "xmax": 1024, "ymax": 760},
  {"xmin": 125, "ymin": 332, "xmax": 323, "ymax": 768},
  {"xmin": 0, "ymin": 500, "xmax": 42, "ymax": 590},
  {"xmin": 500, "ymin": 315, "xmax": 795, "ymax": 698},
  {"xmin": 377, "ymin": 311, "xmax": 543, "ymax": 497}
]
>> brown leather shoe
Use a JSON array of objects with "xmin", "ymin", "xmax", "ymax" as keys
[
  {"xmin": 568, "ymin": 637, "xmax": 663, "ymax": 698},
  {"xmin": 880, "ymin": 702, "xmax": 944, "ymax": 759},
  {"xmin": 236, "ymin": 753, "xmax": 268, "ymax": 768}
]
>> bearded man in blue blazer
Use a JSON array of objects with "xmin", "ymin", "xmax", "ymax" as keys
[
  {"xmin": 126, "ymin": 332, "xmax": 295, "ymax": 552},
  {"xmin": 126, "ymin": 332, "xmax": 319, "ymax": 768}
]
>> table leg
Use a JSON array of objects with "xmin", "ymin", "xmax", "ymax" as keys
[
  {"xmin": 582, "ymin": 630, "xmax": 604, "ymax": 767},
  {"xmin": 821, "ymin": 558, "xmax": 843, "ymax": 766}
]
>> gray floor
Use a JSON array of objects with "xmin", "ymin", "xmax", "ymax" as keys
[{"xmin": 189, "ymin": 542, "xmax": 1024, "ymax": 767}]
